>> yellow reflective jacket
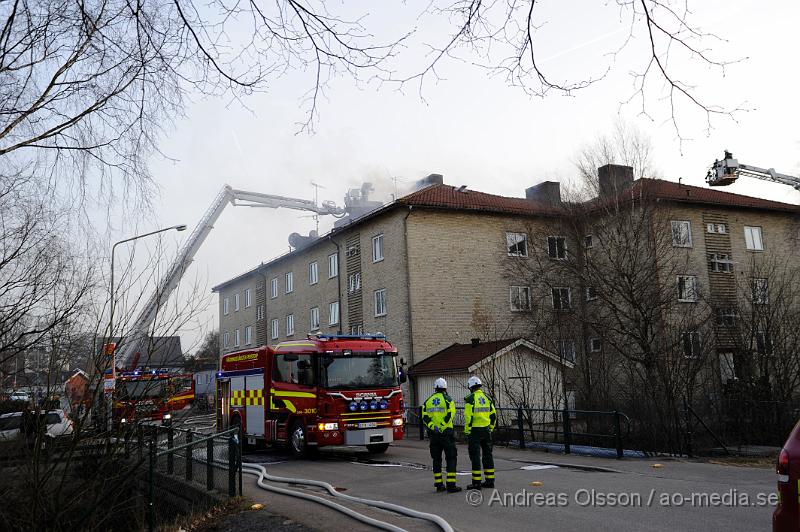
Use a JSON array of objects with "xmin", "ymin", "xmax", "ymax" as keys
[
  {"xmin": 422, "ymin": 391, "xmax": 454, "ymax": 432},
  {"xmin": 464, "ymin": 389, "xmax": 496, "ymax": 434}
]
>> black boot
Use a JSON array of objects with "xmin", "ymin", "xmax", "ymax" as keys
[
  {"xmin": 481, "ymin": 480, "xmax": 494, "ymax": 489},
  {"xmin": 446, "ymin": 485, "xmax": 462, "ymax": 493},
  {"xmin": 466, "ymin": 482, "xmax": 482, "ymax": 490},
  {"xmin": 435, "ymin": 484, "xmax": 446, "ymax": 492}
]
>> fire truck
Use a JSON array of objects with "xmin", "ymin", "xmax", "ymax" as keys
[
  {"xmin": 113, "ymin": 370, "xmax": 195, "ymax": 425},
  {"xmin": 217, "ymin": 334, "xmax": 406, "ymax": 456}
]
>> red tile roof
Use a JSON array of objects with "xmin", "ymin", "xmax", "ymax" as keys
[
  {"xmin": 408, "ymin": 339, "xmax": 518, "ymax": 375},
  {"xmin": 397, "ymin": 184, "xmax": 561, "ymax": 216}
]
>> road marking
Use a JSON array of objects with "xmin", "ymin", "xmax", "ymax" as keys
[{"xmin": 520, "ymin": 465, "xmax": 559, "ymax": 471}]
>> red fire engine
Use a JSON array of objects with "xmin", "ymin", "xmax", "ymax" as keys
[
  {"xmin": 217, "ymin": 334, "xmax": 406, "ymax": 456},
  {"xmin": 114, "ymin": 370, "xmax": 195, "ymax": 424}
]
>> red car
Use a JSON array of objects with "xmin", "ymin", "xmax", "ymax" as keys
[{"xmin": 774, "ymin": 420, "xmax": 800, "ymax": 531}]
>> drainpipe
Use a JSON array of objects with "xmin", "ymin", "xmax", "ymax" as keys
[
  {"xmin": 403, "ymin": 206, "xmax": 416, "ymax": 406},
  {"xmin": 328, "ymin": 234, "xmax": 343, "ymax": 335}
]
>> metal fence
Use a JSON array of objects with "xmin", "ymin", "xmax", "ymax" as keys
[
  {"xmin": 404, "ymin": 405, "xmax": 632, "ymax": 459},
  {"xmin": 129, "ymin": 425, "xmax": 242, "ymax": 531}
]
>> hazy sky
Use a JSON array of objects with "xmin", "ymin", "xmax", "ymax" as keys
[{"xmin": 137, "ymin": 1, "xmax": 800, "ymax": 354}]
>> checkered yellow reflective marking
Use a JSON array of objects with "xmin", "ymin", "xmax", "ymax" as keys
[{"xmin": 231, "ymin": 388, "xmax": 264, "ymax": 407}]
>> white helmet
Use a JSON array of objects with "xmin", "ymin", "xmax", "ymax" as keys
[
  {"xmin": 467, "ymin": 376, "xmax": 482, "ymax": 389},
  {"xmin": 434, "ymin": 377, "xmax": 447, "ymax": 390}
]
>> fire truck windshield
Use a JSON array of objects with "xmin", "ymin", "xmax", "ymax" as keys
[
  {"xmin": 117, "ymin": 379, "xmax": 167, "ymax": 399},
  {"xmin": 319, "ymin": 353, "xmax": 399, "ymax": 389}
]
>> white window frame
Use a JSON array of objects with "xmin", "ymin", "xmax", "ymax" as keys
[
  {"xmin": 589, "ymin": 337, "xmax": 602, "ymax": 353},
  {"xmin": 245, "ymin": 288, "xmax": 252, "ymax": 308},
  {"xmin": 286, "ymin": 314, "xmax": 295, "ymax": 336},
  {"xmin": 752, "ymin": 278, "xmax": 769, "ymax": 305},
  {"xmin": 350, "ymin": 324, "xmax": 364, "ymax": 335},
  {"xmin": 716, "ymin": 308, "xmax": 737, "ymax": 328},
  {"xmin": 223, "ymin": 331, "xmax": 230, "ymax": 348},
  {"xmin": 234, "ymin": 329, "xmax": 241, "ymax": 347},
  {"xmin": 328, "ymin": 253, "xmax": 338, "ymax": 278},
  {"xmin": 309, "ymin": 261, "xmax": 319, "ymax": 285},
  {"xmin": 709, "ymin": 253, "xmax": 734, "ymax": 273},
  {"xmin": 744, "ymin": 226, "xmax": 763, "ymax": 251},
  {"xmin": 706, "ymin": 223, "xmax": 716, "ymax": 234},
  {"xmin": 329, "ymin": 301, "xmax": 340, "ymax": 326},
  {"xmin": 245, "ymin": 326, "xmax": 253, "ymax": 345},
  {"xmin": 717, "ymin": 223, "xmax": 728, "ymax": 234},
  {"xmin": 374, "ymin": 289, "xmax": 387, "ymax": 317},
  {"xmin": 556, "ymin": 339, "xmax": 576, "ymax": 362},
  {"xmin": 285, "ymin": 272, "xmax": 294, "ymax": 293},
  {"xmin": 682, "ymin": 331, "xmax": 701, "ymax": 358},
  {"xmin": 671, "ymin": 220, "xmax": 692, "ymax": 248},
  {"xmin": 223, "ymin": 297, "xmax": 229, "ymax": 315},
  {"xmin": 551, "ymin": 287, "xmax": 571, "ymax": 310},
  {"xmin": 372, "ymin": 234, "xmax": 384, "ymax": 263},
  {"xmin": 547, "ymin": 236, "xmax": 567, "ymax": 260},
  {"xmin": 234, "ymin": 293, "xmax": 240, "ymax": 312},
  {"xmin": 271, "ymin": 277, "xmax": 278, "ymax": 299},
  {"xmin": 509, "ymin": 286, "xmax": 532, "ymax": 311},
  {"xmin": 256, "ymin": 305, "xmax": 265, "ymax": 320},
  {"xmin": 310, "ymin": 307, "xmax": 320, "ymax": 331},
  {"xmin": 348, "ymin": 272, "xmax": 361, "ymax": 293},
  {"xmin": 585, "ymin": 286, "xmax": 598, "ymax": 301},
  {"xmin": 677, "ymin": 275, "xmax": 698, "ymax": 302},
  {"xmin": 506, "ymin": 232, "xmax": 528, "ymax": 257},
  {"xmin": 271, "ymin": 319, "xmax": 279, "ymax": 340}
]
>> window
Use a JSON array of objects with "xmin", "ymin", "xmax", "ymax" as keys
[
  {"xmin": 744, "ymin": 226, "xmax": 763, "ymax": 251},
  {"xmin": 756, "ymin": 331, "xmax": 773, "ymax": 355},
  {"xmin": 234, "ymin": 329, "xmax": 241, "ymax": 347},
  {"xmin": 350, "ymin": 324, "xmax": 364, "ymax": 335},
  {"xmin": 682, "ymin": 331, "xmax": 701, "ymax": 358},
  {"xmin": 286, "ymin": 314, "xmax": 295, "ymax": 336},
  {"xmin": 329, "ymin": 302, "xmax": 340, "ymax": 326},
  {"xmin": 706, "ymin": 223, "xmax": 715, "ymax": 234},
  {"xmin": 223, "ymin": 297, "xmax": 229, "ymax": 315},
  {"xmin": 585, "ymin": 286, "xmax": 598, "ymax": 301},
  {"xmin": 552, "ymin": 287, "xmax": 571, "ymax": 310},
  {"xmin": 709, "ymin": 253, "xmax": 734, "ymax": 273},
  {"xmin": 677, "ymin": 276, "xmax": 698, "ymax": 302},
  {"xmin": 285, "ymin": 272, "xmax": 293, "ymax": 293},
  {"xmin": 257, "ymin": 305, "xmax": 265, "ymax": 320},
  {"xmin": 223, "ymin": 331, "xmax": 230, "ymax": 348},
  {"xmin": 346, "ymin": 242, "xmax": 360, "ymax": 257},
  {"xmin": 720, "ymin": 352, "xmax": 736, "ymax": 383},
  {"xmin": 716, "ymin": 308, "xmax": 737, "ymax": 328},
  {"xmin": 589, "ymin": 338, "xmax": 602, "ymax": 353},
  {"xmin": 328, "ymin": 253, "xmax": 338, "ymax": 278},
  {"xmin": 547, "ymin": 236, "xmax": 567, "ymax": 259},
  {"xmin": 348, "ymin": 272, "xmax": 361, "ymax": 293},
  {"xmin": 271, "ymin": 319, "xmax": 279, "ymax": 340},
  {"xmin": 752, "ymin": 278, "xmax": 769, "ymax": 305},
  {"xmin": 309, "ymin": 261, "xmax": 319, "ymax": 285},
  {"xmin": 310, "ymin": 307, "xmax": 320, "ymax": 330},
  {"xmin": 717, "ymin": 223, "xmax": 728, "ymax": 234},
  {"xmin": 671, "ymin": 221, "xmax": 692, "ymax": 247},
  {"xmin": 509, "ymin": 286, "xmax": 531, "ymax": 311},
  {"xmin": 234, "ymin": 293, "xmax": 240, "ymax": 312},
  {"xmin": 372, "ymin": 234, "xmax": 384, "ymax": 262},
  {"xmin": 584, "ymin": 235, "xmax": 593, "ymax": 249},
  {"xmin": 506, "ymin": 232, "xmax": 528, "ymax": 257},
  {"xmin": 271, "ymin": 277, "xmax": 278, "ymax": 298},
  {"xmin": 245, "ymin": 288, "xmax": 252, "ymax": 308},
  {"xmin": 273, "ymin": 353, "xmax": 315, "ymax": 386},
  {"xmin": 245, "ymin": 326, "xmax": 253, "ymax": 345},
  {"xmin": 556, "ymin": 339, "xmax": 576, "ymax": 363},
  {"xmin": 374, "ymin": 289, "xmax": 387, "ymax": 317}
]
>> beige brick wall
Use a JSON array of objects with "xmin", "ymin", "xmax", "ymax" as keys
[{"xmin": 217, "ymin": 274, "xmax": 260, "ymax": 355}]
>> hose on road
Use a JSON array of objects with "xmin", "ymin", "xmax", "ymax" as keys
[{"xmin": 241, "ymin": 461, "xmax": 454, "ymax": 532}]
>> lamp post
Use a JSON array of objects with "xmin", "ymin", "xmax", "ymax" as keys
[{"xmin": 106, "ymin": 224, "xmax": 187, "ymax": 431}]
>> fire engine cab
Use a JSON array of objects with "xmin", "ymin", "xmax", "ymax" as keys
[{"xmin": 216, "ymin": 334, "xmax": 406, "ymax": 456}]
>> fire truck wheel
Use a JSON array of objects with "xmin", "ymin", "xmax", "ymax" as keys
[
  {"xmin": 289, "ymin": 420, "xmax": 314, "ymax": 458},
  {"xmin": 366, "ymin": 443, "xmax": 390, "ymax": 454}
]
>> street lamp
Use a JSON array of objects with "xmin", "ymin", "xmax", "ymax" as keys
[{"xmin": 105, "ymin": 224, "xmax": 186, "ymax": 430}]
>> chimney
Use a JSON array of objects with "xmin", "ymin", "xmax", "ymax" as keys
[
  {"xmin": 598, "ymin": 164, "xmax": 634, "ymax": 197},
  {"xmin": 525, "ymin": 181, "xmax": 561, "ymax": 204},
  {"xmin": 415, "ymin": 173, "xmax": 444, "ymax": 189},
  {"xmin": 470, "ymin": 338, "xmax": 480, "ymax": 347}
]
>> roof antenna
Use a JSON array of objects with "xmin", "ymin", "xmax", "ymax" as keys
[{"xmin": 678, "ymin": 177, "xmax": 682, "ymax": 186}]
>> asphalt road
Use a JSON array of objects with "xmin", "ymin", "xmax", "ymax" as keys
[{"xmin": 239, "ymin": 439, "xmax": 777, "ymax": 532}]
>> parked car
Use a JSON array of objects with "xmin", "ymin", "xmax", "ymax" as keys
[
  {"xmin": 774, "ymin": 419, "xmax": 800, "ymax": 531},
  {"xmin": 0, "ymin": 410, "xmax": 74, "ymax": 441},
  {"xmin": 8, "ymin": 391, "xmax": 30, "ymax": 403}
]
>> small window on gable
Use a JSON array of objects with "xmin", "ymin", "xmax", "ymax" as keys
[{"xmin": 506, "ymin": 232, "xmax": 528, "ymax": 257}]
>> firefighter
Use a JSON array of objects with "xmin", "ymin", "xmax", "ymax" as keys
[
  {"xmin": 464, "ymin": 375, "xmax": 497, "ymax": 489},
  {"xmin": 422, "ymin": 378, "xmax": 461, "ymax": 493}
]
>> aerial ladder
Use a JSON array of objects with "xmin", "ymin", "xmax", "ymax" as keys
[
  {"xmin": 114, "ymin": 185, "xmax": 346, "ymax": 370},
  {"xmin": 706, "ymin": 151, "xmax": 800, "ymax": 191}
]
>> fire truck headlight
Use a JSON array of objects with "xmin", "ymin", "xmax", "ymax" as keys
[
  {"xmin": 120, "ymin": 418, "xmax": 127, "ymax": 424},
  {"xmin": 369, "ymin": 400, "xmax": 378, "ymax": 410},
  {"xmin": 392, "ymin": 418, "xmax": 403, "ymax": 427},
  {"xmin": 379, "ymin": 400, "xmax": 388, "ymax": 410},
  {"xmin": 349, "ymin": 401, "xmax": 358, "ymax": 412},
  {"xmin": 359, "ymin": 401, "xmax": 368, "ymax": 411},
  {"xmin": 317, "ymin": 423, "xmax": 338, "ymax": 431},
  {"xmin": 163, "ymin": 413, "xmax": 172, "ymax": 420}
]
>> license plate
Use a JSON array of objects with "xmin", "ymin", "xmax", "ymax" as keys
[{"xmin": 358, "ymin": 422, "xmax": 378, "ymax": 428}]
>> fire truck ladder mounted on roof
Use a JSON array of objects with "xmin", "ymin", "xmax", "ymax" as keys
[
  {"xmin": 707, "ymin": 151, "xmax": 800, "ymax": 191},
  {"xmin": 116, "ymin": 185, "xmax": 346, "ymax": 369}
]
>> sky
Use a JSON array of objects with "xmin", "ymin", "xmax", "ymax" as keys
[{"xmin": 138, "ymin": 0, "xmax": 800, "ymax": 354}]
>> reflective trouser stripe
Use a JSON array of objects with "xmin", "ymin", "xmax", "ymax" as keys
[
  {"xmin": 446, "ymin": 472, "xmax": 457, "ymax": 485},
  {"xmin": 484, "ymin": 468, "xmax": 495, "ymax": 479},
  {"xmin": 472, "ymin": 470, "xmax": 482, "ymax": 481}
]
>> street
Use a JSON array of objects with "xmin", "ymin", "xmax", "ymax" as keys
[{"xmin": 239, "ymin": 439, "xmax": 776, "ymax": 532}]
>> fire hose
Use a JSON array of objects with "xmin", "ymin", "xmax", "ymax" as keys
[{"xmin": 241, "ymin": 461, "xmax": 454, "ymax": 532}]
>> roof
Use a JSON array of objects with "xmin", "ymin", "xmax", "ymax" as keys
[
  {"xmin": 408, "ymin": 339, "xmax": 518, "ymax": 375},
  {"xmin": 628, "ymin": 179, "xmax": 798, "ymax": 213},
  {"xmin": 397, "ymin": 184, "xmax": 562, "ymax": 216}
]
